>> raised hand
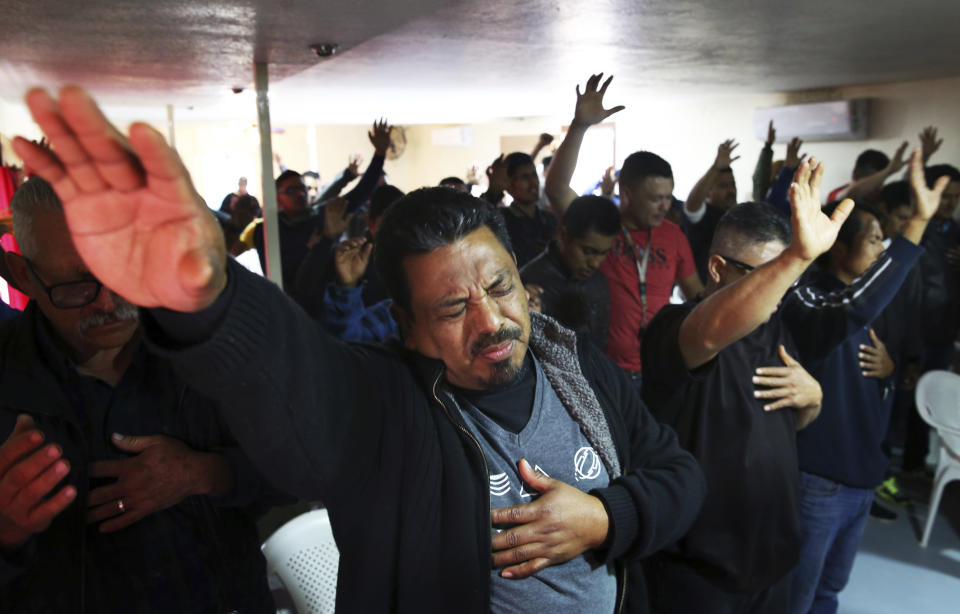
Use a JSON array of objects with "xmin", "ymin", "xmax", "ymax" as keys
[
  {"xmin": 86, "ymin": 433, "xmax": 229, "ymax": 533},
  {"xmin": 784, "ymin": 137, "xmax": 806, "ymax": 170},
  {"xmin": 765, "ymin": 120, "xmax": 776, "ymax": 146},
  {"xmin": 486, "ymin": 154, "xmax": 509, "ymax": 194},
  {"xmin": 368, "ymin": 118, "xmax": 393, "ymax": 156},
  {"xmin": 19, "ymin": 137, "xmax": 49, "ymax": 177},
  {"xmin": 919, "ymin": 126, "xmax": 943, "ymax": 163},
  {"xmin": 12, "ymin": 87, "xmax": 226, "ymax": 312},
  {"xmin": 490, "ymin": 459, "xmax": 608, "ymax": 579},
  {"xmin": 600, "ymin": 166, "xmax": 616, "ymax": 196},
  {"xmin": 785, "ymin": 158, "xmax": 855, "ymax": 262},
  {"xmin": 886, "ymin": 141, "xmax": 909, "ymax": 175},
  {"xmin": 0, "ymin": 415, "xmax": 77, "ymax": 550},
  {"xmin": 333, "ymin": 237, "xmax": 373, "ymax": 288},
  {"xmin": 536, "ymin": 133, "xmax": 554, "ymax": 149},
  {"xmin": 466, "ymin": 163, "xmax": 481, "ymax": 186},
  {"xmin": 572, "ymin": 73, "xmax": 625, "ymax": 128},
  {"xmin": 909, "ymin": 147, "xmax": 950, "ymax": 221},
  {"xmin": 319, "ymin": 197, "xmax": 353, "ymax": 242},
  {"xmin": 859, "ymin": 329, "xmax": 895, "ymax": 379},
  {"xmin": 714, "ymin": 139, "xmax": 740, "ymax": 169},
  {"xmin": 348, "ymin": 153, "xmax": 362, "ymax": 176}
]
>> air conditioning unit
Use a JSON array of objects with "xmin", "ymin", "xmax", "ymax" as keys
[{"xmin": 754, "ymin": 99, "xmax": 869, "ymax": 142}]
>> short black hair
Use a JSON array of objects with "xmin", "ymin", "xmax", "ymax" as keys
[
  {"xmin": 368, "ymin": 185, "xmax": 405, "ymax": 222},
  {"xmin": 853, "ymin": 149, "xmax": 889, "ymax": 178},
  {"xmin": 817, "ymin": 200, "xmax": 882, "ymax": 268},
  {"xmin": 823, "ymin": 200, "xmax": 883, "ymax": 248},
  {"xmin": 925, "ymin": 164, "xmax": 960, "ymax": 188},
  {"xmin": 219, "ymin": 192, "xmax": 237, "ymax": 212},
  {"xmin": 562, "ymin": 196, "xmax": 621, "ymax": 239},
  {"xmin": 275, "ymin": 169, "xmax": 302, "ymax": 188},
  {"xmin": 709, "ymin": 201, "xmax": 791, "ymax": 255},
  {"xmin": 234, "ymin": 194, "xmax": 260, "ymax": 212},
  {"xmin": 878, "ymin": 181, "xmax": 910, "ymax": 212},
  {"xmin": 439, "ymin": 176, "xmax": 466, "ymax": 188},
  {"xmin": 505, "ymin": 152, "xmax": 535, "ymax": 178},
  {"xmin": 619, "ymin": 151, "xmax": 673, "ymax": 188},
  {"xmin": 302, "ymin": 171, "xmax": 320, "ymax": 181},
  {"xmin": 374, "ymin": 187, "xmax": 513, "ymax": 311}
]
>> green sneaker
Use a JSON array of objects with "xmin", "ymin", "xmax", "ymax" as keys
[{"xmin": 875, "ymin": 477, "xmax": 910, "ymax": 506}]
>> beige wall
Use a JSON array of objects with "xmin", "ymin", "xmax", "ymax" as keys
[{"xmin": 2, "ymin": 75, "xmax": 960, "ymax": 213}]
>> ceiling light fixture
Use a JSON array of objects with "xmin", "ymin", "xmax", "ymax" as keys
[{"xmin": 310, "ymin": 43, "xmax": 339, "ymax": 58}]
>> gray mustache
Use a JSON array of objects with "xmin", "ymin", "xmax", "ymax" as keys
[{"xmin": 78, "ymin": 299, "xmax": 139, "ymax": 335}]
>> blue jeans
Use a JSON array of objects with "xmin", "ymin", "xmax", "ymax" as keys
[{"xmin": 789, "ymin": 472, "xmax": 873, "ymax": 614}]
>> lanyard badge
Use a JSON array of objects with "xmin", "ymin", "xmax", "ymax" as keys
[{"xmin": 620, "ymin": 225, "xmax": 653, "ymax": 339}]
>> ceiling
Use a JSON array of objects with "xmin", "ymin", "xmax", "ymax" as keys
[{"xmin": 1, "ymin": 0, "xmax": 959, "ymax": 124}]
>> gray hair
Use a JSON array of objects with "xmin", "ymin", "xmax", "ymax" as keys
[{"xmin": 10, "ymin": 177, "xmax": 63, "ymax": 260}]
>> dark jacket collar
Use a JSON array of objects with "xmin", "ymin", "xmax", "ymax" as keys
[{"xmin": 0, "ymin": 302, "xmax": 74, "ymax": 417}]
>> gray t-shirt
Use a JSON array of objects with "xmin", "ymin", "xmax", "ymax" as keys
[{"xmin": 458, "ymin": 357, "xmax": 617, "ymax": 614}]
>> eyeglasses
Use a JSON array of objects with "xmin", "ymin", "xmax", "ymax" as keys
[
  {"xmin": 718, "ymin": 254, "xmax": 756, "ymax": 273},
  {"xmin": 24, "ymin": 258, "xmax": 104, "ymax": 309}
]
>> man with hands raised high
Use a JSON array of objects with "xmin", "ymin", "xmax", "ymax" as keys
[
  {"xmin": 788, "ymin": 150, "xmax": 949, "ymax": 614},
  {"xmin": 15, "ymin": 86, "xmax": 706, "ymax": 613},
  {"xmin": 545, "ymin": 74, "xmax": 701, "ymax": 382},
  {"xmin": 641, "ymin": 162, "xmax": 838, "ymax": 613}
]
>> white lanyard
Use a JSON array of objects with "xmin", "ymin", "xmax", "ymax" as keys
[{"xmin": 620, "ymin": 225, "xmax": 654, "ymax": 331}]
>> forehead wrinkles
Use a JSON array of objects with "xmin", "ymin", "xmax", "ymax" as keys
[
  {"xmin": 434, "ymin": 262, "xmax": 509, "ymax": 306},
  {"xmin": 403, "ymin": 233, "xmax": 514, "ymax": 309}
]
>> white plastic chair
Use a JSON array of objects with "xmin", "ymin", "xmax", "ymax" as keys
[
  {"xmin": 261, "ymin": 508, "xmax": 340, "ymax": 613},
  {"xmin": 914, "ymin": 370, "xmax": 960, "ymax": 547}
]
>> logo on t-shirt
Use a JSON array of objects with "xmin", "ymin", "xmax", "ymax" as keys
[
  {"xmin": 490, "ymin": 473, "xmax": 511, "ymax": 496},
  {"xmin": 574, "ymin": 447, "xmax": 602, "ymax": 481}
]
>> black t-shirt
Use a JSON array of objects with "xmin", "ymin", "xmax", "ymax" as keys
[
  {"xmin": 641, "ymin": 302, "xmax": 802, "ymax": 593},
  {"xmin": 452, "ymin": 355, "xmax": 536, "ymax": 434}
]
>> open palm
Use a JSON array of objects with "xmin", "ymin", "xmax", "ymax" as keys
[
  {"xmin": 573, "ymin": 73, "xmax": 625, "ymax": 127},
  {"xmin": 787, "ymin": 158, "xmax": 854, "ymax": 261},
  {"xmin": 13, "ymin": 87, "xmax": 225, "ymax": 311}
]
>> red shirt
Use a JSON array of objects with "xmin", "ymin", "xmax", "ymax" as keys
[
  {"xmin": 826, "ymin": 184, "xmax": 849, "ymax": 203},
  {"xmin": 600, "ymin": 220, "xmax": 696, "ymax": 372}
]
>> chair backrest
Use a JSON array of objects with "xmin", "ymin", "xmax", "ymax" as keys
[
  {"xmin": 261, "ymin": 508, "xmax": 339, "ymax": 614},
  {"xmin": 915, "ymin": 370, "xmax": 960, "ymax": 455}
]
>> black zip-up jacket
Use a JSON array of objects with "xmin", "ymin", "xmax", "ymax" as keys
[{"xmin": 146, "ymin": 259, "xmax": 706, "ymax": 613}]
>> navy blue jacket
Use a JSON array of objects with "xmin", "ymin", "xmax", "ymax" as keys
[{"xmin": 787, "ymin": 237, "xmax": 923, "ymax": 488}]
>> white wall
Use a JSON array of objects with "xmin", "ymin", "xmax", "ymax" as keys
[{"xmin": 2, "ymin": 76, "xmax": 959, "ymax": 211}]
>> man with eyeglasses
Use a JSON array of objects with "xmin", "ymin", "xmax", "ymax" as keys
[
  {"xmin": 639, "ymin": 153, "xmax": 945, "ymax": 613},
  {"xmin": 0, "ymin": 177, "xmax": 280, "ymax": 613}
]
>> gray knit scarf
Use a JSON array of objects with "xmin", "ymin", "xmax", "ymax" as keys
[{"xmin": 528, "ymin": 312, "xmax": 622, "ymax": 479}]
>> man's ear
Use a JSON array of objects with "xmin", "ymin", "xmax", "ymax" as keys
[
  {"xmin": 389, "ymin": 303, "xmax": 414, "ymax": 348},
  {"xmin": 5, "ymin": 252, "xmax": 36, "ymax": 299},
  {"xmin": 706, "ymin": 253, "xmax": 725, "ymax": 286},
  {"xmin": 618, "ymin": 182, "xmax": 631, "ymax": 206}
]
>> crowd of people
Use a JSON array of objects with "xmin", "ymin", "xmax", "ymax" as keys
[{"xmin": 0, "ymin": 74, "xmax": 957, "ymax": 614}]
